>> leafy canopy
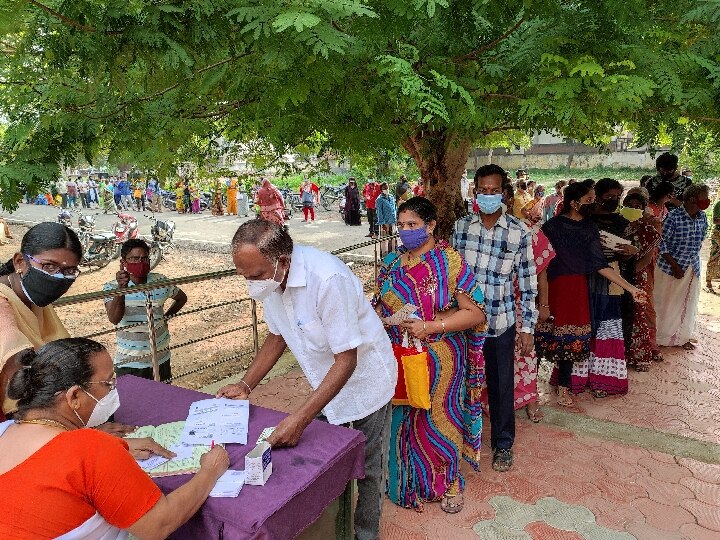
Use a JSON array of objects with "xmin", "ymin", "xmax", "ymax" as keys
[{"xmin": 1, "ymin": 0, "xmax": 719, "ymax": 211}]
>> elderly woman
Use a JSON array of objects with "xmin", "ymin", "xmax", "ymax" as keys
[
  {"xmin": 374, "ymin": 197, "xmax": 486, "ymax": 514},
  {"xmin": 0, "ymin": 338, "xmax": 229, "ymax": 539},
  {"xmin": 255, "ymin": 178, "xmax": 286, "ymax": 226}
]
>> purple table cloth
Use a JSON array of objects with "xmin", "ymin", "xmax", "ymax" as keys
[{"xmin": 116, "ymin": 376, "xmax": 365, "ymax": 540}]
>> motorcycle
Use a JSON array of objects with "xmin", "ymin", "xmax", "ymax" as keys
[
  {"xmin": 57, "ymin": 209, "xmax": 73, "ymax": 227},
  {"xmin": 112, "ymin": 212, "xmax": 139, "ymax": 247},
  {"xmin": 75, "ymin": 212, "xmax": 119, "ymax": 269},
  {"xmin": 145, "ymin": 214, "xmax": 176, "ymax": 270}
]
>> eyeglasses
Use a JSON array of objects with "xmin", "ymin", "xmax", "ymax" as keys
[
  {"xmin": 24, "ymin": 254, "xmax": 80, "ymax": 278},
  {"xmin": 124, "ymin": 256, "xmax": 150, "ymax": 263},
  {"xmin": 86, "ymin": 374, "xmax": 117, "ymax": 391}
]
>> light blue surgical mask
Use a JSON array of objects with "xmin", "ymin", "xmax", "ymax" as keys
[{"xmin": 476, "ymin": 194, "xmax": 503, "ymax": 214}]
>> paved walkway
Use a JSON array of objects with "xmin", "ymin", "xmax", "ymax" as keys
[{"xmin": 237, "ymin": 317, "xmax": 720, "ymax": 540}]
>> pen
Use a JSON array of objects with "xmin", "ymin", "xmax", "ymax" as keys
[{"xmin": 211, "ymin": 440, "xmax": 215, "ymax": 449}]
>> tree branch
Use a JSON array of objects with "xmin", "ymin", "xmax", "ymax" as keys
[
  {"xmin": 454, "ymin": 17, "xmax": 525, "ymax": 61},
  {"xmin": 27, "ymin": 0, "xmax": 122, "ymax": 36}
]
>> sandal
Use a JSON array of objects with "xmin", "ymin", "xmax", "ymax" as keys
[
  {"xmin": 557, "ymin": 387, "xmax": 574, "ymax": 407},
  {"xmin": 526, "ymin": 403, "xmax": 544, "ymax": 423},
  {"xmin": 682, "ymin": 342, "xmax": 696, "ymax": 351},
  {"xmin": 591, "ymin": 389, "xmax": 608, "ymax": 399},
  {"xmin": 441, "ymin": 493, "xmax": 464, "ymax": 514},
  {"xmin": 634, "ymin": 364, "xmax": 651, "ymax": 372}
]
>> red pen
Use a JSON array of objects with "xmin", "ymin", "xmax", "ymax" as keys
[{"xmin": 211, "ymin": 440, "xmax": 215, "ymax": 449}]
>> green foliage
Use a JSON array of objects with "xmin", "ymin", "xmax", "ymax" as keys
[{"xmin": 1, "ymin": 0, "xmax": 719, "ymax": 216}]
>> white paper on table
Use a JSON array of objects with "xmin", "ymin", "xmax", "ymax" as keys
[
  {"xmin": 209, "ymin": 470, "xmax": 247, "ymax": 498},
  {"xmin": 181, "ymin": 398, "xmax": 250, "ymax": 445},
  {"xmin": 137, "ymin": 455, "xmax": 170, "ymax": 471},
  {"xmin": 168, "ymin": 444, "xmax": 195, "ymax": 461},
  {"xmin": 380, "ymin": 304, "xmax": 418, "ymax": 326}
]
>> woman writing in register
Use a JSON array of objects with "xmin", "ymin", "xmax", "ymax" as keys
[{"xmin": 0, "ymin": 338, "xmax": 229, "ymax": 539}]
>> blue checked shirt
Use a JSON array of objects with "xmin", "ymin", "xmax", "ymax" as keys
[
  {"xmin": 658, "ymin": 206, "xmax": 708, "ymax": 277},
  {"xmin": 452, "ymin": 213, "xmax": 538, "ymax": 336}
]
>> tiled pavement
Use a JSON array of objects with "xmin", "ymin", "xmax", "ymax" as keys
[{"xmin": 243, "ymin": 316, "xmax": 720, "ymax": 540}]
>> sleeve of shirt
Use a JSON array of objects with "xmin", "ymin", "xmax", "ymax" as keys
[
  {"xmin": 659, "ymin": 213, "xmax": 675, "ymax": 255},
  {"xmin": 86, "ymin": 432, "xmax": 162, "ymax": 529},
  {"xmin": 516, "ymin": 230, "xmax": 538, "ymax": 333},
  {"xmin": 316, "ymin": 273, "xmax": 364, "ymax": 354},
  {"xmin": 450, "ymin": 220, "xmax": 462, "ymax": 249},
  {"xmin": 102, "ymin": 281, "xmax": 118, "ymax": 304}
]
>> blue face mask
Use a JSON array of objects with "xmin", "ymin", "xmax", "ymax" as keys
[
  {"xmin": 476, "ymin": 194, "xmax": 503, "ymax": 214},
  {"xmin": 399, "ymin": 226, "xmax": 429, "ymax": 250}
]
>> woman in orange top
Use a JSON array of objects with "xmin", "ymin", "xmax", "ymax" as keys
[{"xmin": 0, "ymin": 338, "xmax": 230, "ymax": 539}]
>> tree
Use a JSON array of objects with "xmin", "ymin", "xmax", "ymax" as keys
[{"xmin": 2, "ymin": 0, "xmax": 719, "ymax": 235}]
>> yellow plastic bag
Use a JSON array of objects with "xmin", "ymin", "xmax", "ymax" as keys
[{"xmin": 401, "ymin": 350, "xmax": 431, "ymax": 410}]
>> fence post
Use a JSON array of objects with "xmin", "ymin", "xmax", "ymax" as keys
[
  {"xmin": 373, "ymin": 239, "xmax": 379, "ymax": 287},
  {"xmin": 251, "ymin": 299, "xmax": 260, "ymax": 355},
  {"xmin": 145, "ymin": 291, "xmax": 161, "ymax": 382}
]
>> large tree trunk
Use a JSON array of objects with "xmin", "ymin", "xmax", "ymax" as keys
[{"xmin": 403, "ymin": 129, "xmax": 473, "ymax": 239}]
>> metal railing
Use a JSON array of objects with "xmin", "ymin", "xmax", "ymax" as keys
[{"xmin": 55, "ymin": 233, "xmax": 399, "ymax": 384}]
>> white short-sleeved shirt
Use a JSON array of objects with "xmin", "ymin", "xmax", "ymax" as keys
[{"xmin": 262, "ymin": 246, "xmax": 397, "ymax": 425}]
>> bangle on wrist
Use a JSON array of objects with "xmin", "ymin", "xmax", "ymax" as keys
[
  {"xmin": 440, "ymin": 319, "xmax": 446, "ymax": 333},
  {"xmin": 539, "ymin": 304, "xmax": 550, "ymax": 308},
  {"xmin": 239, "ymin": 379, "xmax": 252, "ymax": 394}
]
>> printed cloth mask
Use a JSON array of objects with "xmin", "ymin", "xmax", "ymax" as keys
[
  {"xmin": 76, "ymin": 388, "xmax": 121, "ymax": 428},
  {"xmin": 125, "ymin": 261, "xmax": 151, "ymax": 280},
  {"xmin": 247, "ymin": 260, "xmax": 284, "ymax": 301},
  {"xmin": 696, "ymin": 198, "xmax": 711, "ymax": 211},
  {"xmin": 399, "ymin": 226, "xmax": 429, "ymax": 250},
  {"xmin": 620, "ymin": 207, "xmax": 644, "ymax": 222},
  {"xmin": 20, "ymin": 264, "xmax": 75, "ymax": 307},
  {"xmin": 475, "ymin": 194, "xmax": 503, "ymax": 214}
]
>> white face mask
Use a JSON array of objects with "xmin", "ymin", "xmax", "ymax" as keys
[
  {"xmin": 75, "ymin": 388, "xmax": 121, "ymax": 428},
  {"xmin": 246, "ymin": 259, "xmax": 285, "ymax": 301}
]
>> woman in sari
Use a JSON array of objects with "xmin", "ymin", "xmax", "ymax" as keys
[
  {"xmin": 705, "ymin": 196, "xmax": 720, "ymax": 293},
  {"xmin": 175, "ymin": 182, "xmax": 185, "ymax": 213},
  {"xmin": 521, "ymin": 185, "xmax": 545, "ymax": 224},
  {"xmin": 621, "ymin": 192, "xmax": 663, "ymax": 370},
  {"xmin": 374, "ymin": 197, "xmax": 487, "ymax": 514},
  {"xmin": 254, "ymin": 179, "xmax": 285, "ymax": 226},
  {"xmin": 344, "ymin": 178, "xmax": 362, "ymax": 225},
  {"xmin": 211, "ymin": 179, "xmax": 225, "ymax": 216},
  {"xmin": 538, "ymin": 183, "xmax": 645, "ymax": 406}
]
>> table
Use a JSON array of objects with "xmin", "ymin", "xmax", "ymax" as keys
[{"xmin": 116, "ymin": 376, "xmax": 365, "ymax": 540}]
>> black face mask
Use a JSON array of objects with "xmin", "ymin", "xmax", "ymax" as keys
[
  {"xmin": 577, "ymin": 203, "xmax": 595, "ymax": 217},
  {"xmin": 601, "ymin": 199, "xmax": 620, "ymax": 213},
  {"xmin": 20, "ymin": 265, "xmax": 75, "ymax": 307}
]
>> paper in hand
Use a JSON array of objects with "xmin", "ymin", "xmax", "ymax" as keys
[
  {"xmin": 137, "ymin": 455, "xmax": 170, "ymax": 471},
  {"xmin": 257, "ymin": 427, "xmax": 276, "ymax": 444},
  {"xmin": 381, "ymin": 304, "xmax": 418, "ymax": 326}
]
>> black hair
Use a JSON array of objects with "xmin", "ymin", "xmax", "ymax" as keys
[
  {"xmin": 8, "ymin": 338, "xmax": 105, "ymax": 416},
  {"xmin": 648, "ymin": 181, "xmax": 675, "ymax": 203},
  {"xmin": 503, "ymin": 183, "xmax": 515, "ymax": 199},
  {"xmin": 555, "ymin": 180, "xmax": 568, "ymax": 190},
  {"xmin": 232, "ymin": 220, "xmax": 293, "ymax": 261},
  {"xmin": 623, "ymin": 193, "xmax": 647, "ymax": 208},
  {"xmin": 397, "ymin": 196, "xmax": 437, "ymax": 223},
  {"xmin": 595, "ymin": 178, "xmax": 623, "ymax": 198},
  {"xmin": 380, "ymin": 182, "xmax": 389, "ymax": 190},
  {"xmin": 656, "ymin": 152, "xmax": 678, "ymax": 170},
  {"xmin": 581, "ymin": 179, "xmax": 595, "ymax": 188},
  {"xmin": 0, "ymin": 222, "xmax": 83, "ymax": 277},
  {"xmin": 517, "ymin": 181, "xmax": 527, "ymax": 191},
  {"xmin": 474, "ymin": 164, "xmax": 508, "ymax": 186},
  {"xmin": 640, "ymin": 175, "xmax": 653, "ymax": 187},
  {"xmin": 120, "ymin": 238, "xmax": 150, "ymax": 259},
  {"xmin": 561, "ymin": 183, "xmax": 593, "ymax": 214}
]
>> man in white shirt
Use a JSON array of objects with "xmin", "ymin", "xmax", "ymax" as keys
[{"xmin": 218, "ymin": 220, "xmax": 396, "ymax": 540}]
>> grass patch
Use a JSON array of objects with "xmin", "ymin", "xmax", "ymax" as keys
[{"xmin": 526, "ymin": 166, "xmax": 655, "ymax": 186}]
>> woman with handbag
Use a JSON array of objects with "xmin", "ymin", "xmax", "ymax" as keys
[{"xmin": 374, "ymin": 197, "xmax": 487, "ymax": 514}]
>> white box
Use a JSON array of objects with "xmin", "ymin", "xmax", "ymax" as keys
[{"xmin": 245, "ymin": 442, "xmax": 272, "ymax": 485}]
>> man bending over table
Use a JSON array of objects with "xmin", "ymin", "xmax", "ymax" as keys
[{"xmin": 217, "ymin": 220, "xmax": 397, "ymax": 540}]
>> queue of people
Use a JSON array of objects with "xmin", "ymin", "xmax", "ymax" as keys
[{"xmin": 0, "ymin": 151, "xmax": 713, "ymax": 537}]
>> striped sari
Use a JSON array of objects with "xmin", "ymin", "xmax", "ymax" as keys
[{"xmin": 375, "ymin": 241, "xmax": 486, "ymax": 510}]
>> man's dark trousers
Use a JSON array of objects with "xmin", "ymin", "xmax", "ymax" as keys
[{"xmin": 483, "ymin": 324, "xmax": 517, "ymax": 450}]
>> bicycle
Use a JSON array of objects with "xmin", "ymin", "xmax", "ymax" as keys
[{"xmin": 320, "ymin": 184, "xmax": 345, "ymax": 211}]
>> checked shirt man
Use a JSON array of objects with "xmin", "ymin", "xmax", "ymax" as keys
[{"xmin": 452, "ymin": 164, "xmax": 538, "ymax": 472}]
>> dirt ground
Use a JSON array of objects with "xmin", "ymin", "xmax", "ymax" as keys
[{"xmin": 0, "ymin": 223, "xmax": 377, "ymax": 390}]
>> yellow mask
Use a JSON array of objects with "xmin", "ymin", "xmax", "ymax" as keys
[{"xmin": 620, "ymin": 206, "xmax": 644, "ymax": 222}]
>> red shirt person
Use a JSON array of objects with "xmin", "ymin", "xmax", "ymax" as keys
[{"xmin": 362, "ymin": 179, "xmax": 382, "ymax": 237}]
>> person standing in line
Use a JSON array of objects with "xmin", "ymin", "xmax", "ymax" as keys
[
  {"xmin": 121, "ymin": 177, "xmax": 133, "ymax": 211},
  {"xmin": 363, "ymin": 178, "xmax": 381, "ymax": 238},
  {"xmin": 77, "ymin": 177, "xmax": 88, "ymax": 208},
  {"xmin": 300, "ymin": 176, "xmax": 319, "ymax": 222},
  {"xmin": 217, "ymin": 220, "xmax": 396, "ymax": 540},
  {"xmin": 226, "ymin": 177, "xmax": 239, "ymax": 216},
  {"xmin": 86, "ymin": 177, "xmax": 98, "ymax": 209},
  {"xmin": 374, "ymin": 182, "xmax": 397, "ymax": 257},
  {"xmin": 55, "ymin": 178, "xmax": 68, "ymax": 209},
  {"xmin": 211, "ymin": 178, "xmax": 225, "ymax": 216},
  {"xmin": 147, "ymin": 177, "xmax": 163, "ymax": 213},
  {"xmin": 103, "ymin": 239, "xmax": 187, "ymax": 381},
  {"xmin": 654, "ymin": 184, "xmax": 710, "ymax": 350},
  {"xmin": 648, "ymin": 181, "xmax": 674, "ymax": 222},
  {"xmin": 344, "ymin": 178, "xmax": 362, "ymax": 226},
  {"xmin": 542, "ymin": 181, "xmax": 566, "ymax": 223},
  {"xmin": 452, "ymin": 164, "xmax": 537, "ymax": 472},
  {"xmin": 175, "ymin": 181, "xmax": 185, "ymax": 213},
  {"xmin": 645, "ymin": 152, "xmax": 692, "ymax": 208},
  {"xmin": 511, "ymin": 181, "xmax": 532, "ymax": 219},
  {"xmin": 133, "ymin": 182, "xmax": 144, "ymax": 211},
  {"xmin": 66, "ymin": 178, "xmax": 78, "ymax": 209},
  {"xmin": 705, "ymin": 193, "xmax": 720, "ymax": 293}
]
